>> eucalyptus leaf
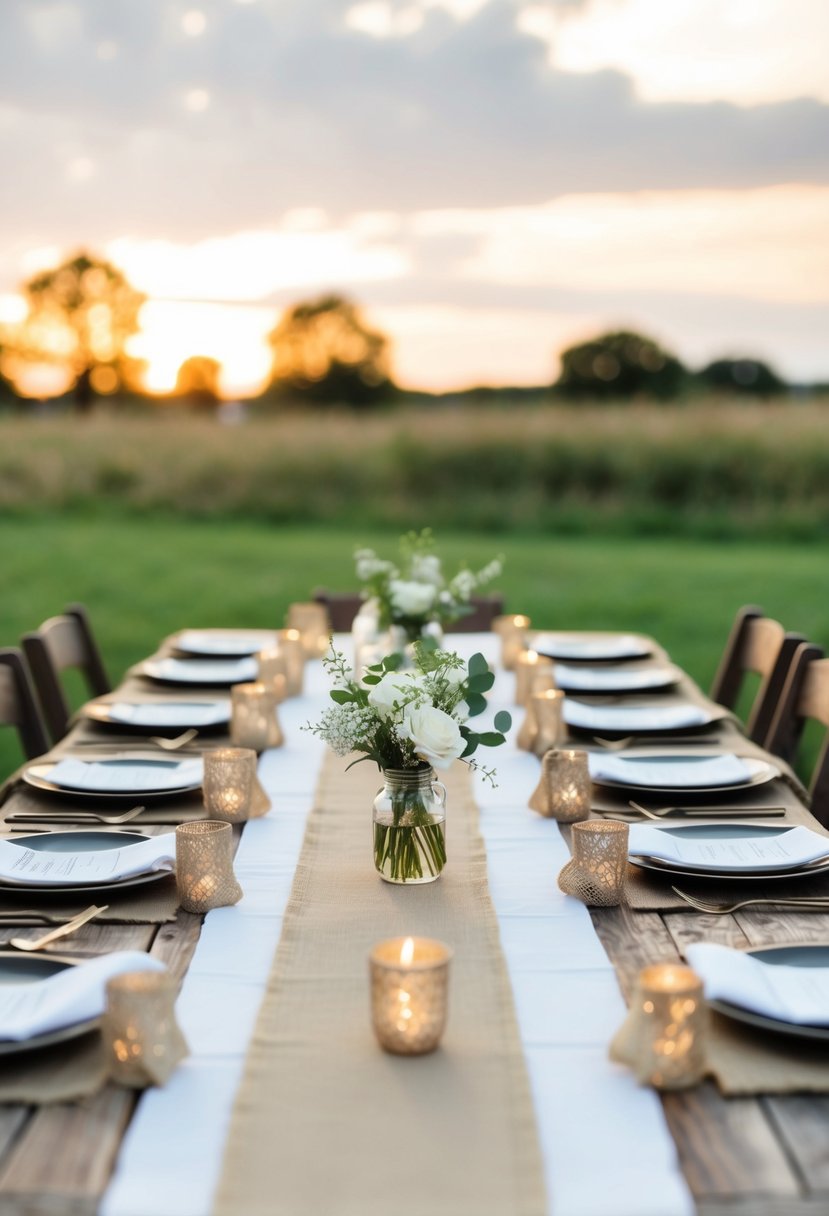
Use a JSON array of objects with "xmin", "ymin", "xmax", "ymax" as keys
[
  {"xmin": 468, "ymin": 652, "xmax": 489, "ymax": 678},
  {"xmin": 329, "ymin": 689, "xmax": 354, "ymax": 704},
  {"xmin": 493, "ymin": 710, "xmax": 512, "ymax": 733},
  {"xmin": 465, "ymin": 692, "xmax": 487, "ymax": 717},
  {"xmin": 467, "ymin": 671, "xmax": 494, "ymax": 694},
  {"xmin": 474, "ymin": 731, "xmax": 507, "ymax": 747}
]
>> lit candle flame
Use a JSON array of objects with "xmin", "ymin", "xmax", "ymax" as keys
[{"xmin": 400, "ymin": 936, "xmax": 415, "ymax": 965}]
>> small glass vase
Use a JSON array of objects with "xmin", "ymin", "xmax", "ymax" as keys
[{"xmin": 373, "ymin": 767, "xmax": 447, "ymax": 885}]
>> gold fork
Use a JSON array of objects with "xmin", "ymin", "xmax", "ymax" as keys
[
  {"xmin": 148, "ymin": 729, "xmax": 199, "ymax": 750},
  {"xmin": 9, "ymin": 904, "xmax": 109, "ymax": 951},
  {"xmin": 671, "ymin": 887, "xmax": 829, "ymax": 915},
  {"xmin": 627, "ymin": 800, "xmax": 786, "ymax": 819}
]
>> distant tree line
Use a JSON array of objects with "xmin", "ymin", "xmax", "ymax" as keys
[{"xmin": 0, "ymin": 249, "xmax": 804, "ymax": 413}]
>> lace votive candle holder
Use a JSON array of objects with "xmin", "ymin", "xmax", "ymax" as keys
[
  {"xmin": 176, "ymin": 821, "xmax": 243, "ymax": 914},
  {"xmin": 276, "ymin": 628, "xmax": 305, "ymax": 697},
  {"xmin": 230, "ymin": 682, "xmax": 284, "ymax": 751},
  {"xmin": 531, "ymin": 689, "xmax": 566, "ymax": 757},
  {"xmin": 515, "ymin": 650, "xmax": 554, "ymax": 706},
  {"xmin": 256, "ymin": 648, "xmax": 288, "ymax": 703},
  {"xmin": 103, "ymin": 970, "xmax": 189, "ymax": 1088},
  {"xmin": 610, "ymin": 964, "xmax": 707, "ymax": 1090},
  {"xmin": 529, "ymin": 748, "xmax": 591, "ymax": 819},
  {"xmin": 287, "ymin": 602, "xmax": 331, "ymax": 659},
  {"xmin": 369, "ymin": 936, "xmax": 452, "ymax": 1056},
  {"xmin": 558, "ymin": 819, "xmax": 628, "ymax": 906},
  {"xmin": 203, "ymin": 747, "xmax": 258, "ymax": 822},
  {"xmin": 493, "ymin": 614, "xmax": 531, "ymax": 671}
]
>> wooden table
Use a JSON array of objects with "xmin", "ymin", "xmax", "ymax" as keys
[{"xmin": 1, "ymin": 635, "xmax": 828, "ymax": 1216}]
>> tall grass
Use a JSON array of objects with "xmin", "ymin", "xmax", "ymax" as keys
[{"xmin": 2, "ymin": 399, "xmax": 828, "ymax": 537}]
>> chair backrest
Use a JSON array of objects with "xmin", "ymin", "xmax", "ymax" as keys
[
  {"xmin": 766, "ymin": 642, "xmax": 829, "ymax": 823},
  {"xmin": 22, "ymin": 603, "xmax": 111, "ymax": 743},
  {"xmin": 313, "ymin": 591, "xmax": 505, "ymax": 634},
  {"xmin": 0, "ymin": 648, "xmax": 50, "ymax": 760},
  {"xmin": 710, "ymin": 605, "xmax": 805, "ymax": 743}
]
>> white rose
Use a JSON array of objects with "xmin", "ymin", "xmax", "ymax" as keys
[
  {"xmin": 410, "ymin": 554, "xmax": 443, "ymax": 586},
  {"xmin": 399, "ymin": 705, "xmax": 465, "ymax": 770},
  {"xmin": 389, "ymin": 579, "xmax": 436, "ymax": 616},
  {"xmin": 368, "ymin": 671, "xmax": 422, "ymax": 721}
]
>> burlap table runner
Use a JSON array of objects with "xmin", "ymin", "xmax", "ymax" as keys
[{"xmin": 214, "ymin": 753, "xmax": 546, "ymax": 1216}]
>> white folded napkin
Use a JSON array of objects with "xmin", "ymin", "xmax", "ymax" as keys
[
  {"xmin": 0, "ymin": 951, "xmax": 166, "ymax": 1042},
  {"xmin": 145, "ymin": 657, "xmax": 258, "ymax": 683},
  {"xmin": 534, "ymin": 634, "xmax": 650, "ymax": 661},
  {"xmin": 47, "ymin": 757, "xmax": 203, "ymax": 793},
  {"xmin": 108, "ymin": 701, "xmax": 230, "ymax": 728},
  {"xmin": 0, "ymin": 834, "xmax": 177, "ymax": 886},
  {"xmin": 686, "ymin": 942, "xmax": 829, "ymax": 1027},
  {"xmin": 553, "ymin": 664, "xmax": 676, "ymax": 692},
  {"xmin": 177, "ymin": 630, "xmax": 276, "ymax": 656},
  {"xmin": 565, "ymin": 702, "xmax": 711, "ymax": 732},
  {"xmin": 627, "ymin": 824, "xmax": 829, "ymax": 872},
  {"xmin": 589, "ymin": 752, "xmax": 749, "ymax": 788}
]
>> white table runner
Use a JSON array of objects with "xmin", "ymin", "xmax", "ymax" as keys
[{"xmin": 102, "ymin": 635, "xmax": 692, "ymax": 1216}]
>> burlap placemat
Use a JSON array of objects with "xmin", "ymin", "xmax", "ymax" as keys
[
  {"xmin": 213, "ymin": 753, "xmax": 546, "ymax": 1216},
  {"xmin": 0, "ymin": 1030, "xmax": 108, "ymax": 1104},
  {"xmin": 704, "ymin": 1008, "xmax": 829, "ymax": 1095},
  {"xmin": 0, "ymin": 875, "xmax": 180, "ymax": 923}
]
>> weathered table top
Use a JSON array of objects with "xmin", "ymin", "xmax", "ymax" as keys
[{"xmin": 1, "ymin": 640, "xmax": 828, "ymax": 1216}]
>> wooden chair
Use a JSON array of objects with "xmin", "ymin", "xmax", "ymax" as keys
[
  {"xmin": 313, "ymin": 590, "xmax": 504, "ymax": 633},
  {"xmin": 709, "ymin": 605, "xmax": 805, "ymax": 744},
  {"xmin": 765, "ymin": 642, "xmax": 829, "ymax": 824},
  {"xmin": 22, "ymin": 603, "xmax": 111, "ymax": 744},
  {"xmin": 0, "ymin": 648, "xmax": 50, "ymax": 760}
]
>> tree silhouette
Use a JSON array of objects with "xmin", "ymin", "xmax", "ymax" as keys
[
  {"xmin": 268, "ymin": 294, "xmax": 393, "ymax": 407},
  {"xmin": 175, "ymin": 355, "xmax": 222, "ymax": 410},
  {"xmin": 555, "ymin": 330, "xmax": 687, "ymax": 400},
  {"xmin": 9, "ymin": 252, "xmax": 145, "ymax": 412},
  {"xmin": 697, "ymin": 357, "xmax": 785, "ymax": 397}
]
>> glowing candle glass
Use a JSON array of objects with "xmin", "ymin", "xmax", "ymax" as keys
[
  {"xmin": 369, "ymin": 936, "xmax": 452, "ymax": 1056},
  {"xmin": 256, "ymin": 648, "xmax": 288, "ymax": 702},
  {"xmin": 531, "ymin": 689, "xmax": 565, "ymax": 757},
  {"xmin": 276, "ymin": 628, "xmax": 305, "ymax": 697},
  {"xmin": 230, "ymin": 682, "xmax": 284, "ymax": 751},
  {"xmin": 530, "ymin": 747, "xmax": 590, "ymax": 820},
  {"xmin": 287, "ymin": 602, "xmax": 331, "ymax": 659},
  {"xmin": 558, "ymin": 819, "xmax": 628, "ymax": 906},
  {"xmin": 176, "ymin": 821, "xmax": 243, "ymax": 914},
  {"xmin": 493, "ymin": 614, "xmax": 531, "ymax": 671},
  {"xmin": 514, "ymin": 650, "xmax": 554, "ymax": 706},
  {"xmin": 610, "ymin": 964, "xmax": 707, "ymax": 1090},
  {"xmin": 103, "ymin": 970, "xmax": 189, "ymax": 1088},
  {"xmin": 203, "ymin": 747, "xmax": 260, "ymax": 822}
]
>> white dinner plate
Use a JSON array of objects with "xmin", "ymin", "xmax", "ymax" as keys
[
  {"xmin": 565, "ymin": 700, "xmax": 718, "ymax": 735},
  {"xmin": 0, "ymin": 831, "xmax": 173, "ymax": 896},
  {"xmin": 706, "ymin": 945, "xmax": 829, "ymax": 1043},
  {"xmin": 23, "ymin": 757, "xmax": 203, "ymax": 800},
  {"xmin": 533, "ymin": 633, "xmax": 653, "ymax": 663},
  {"xmin": 552, "ymin": 664, "xmax": 680, "ymax": 694},
  {"xmin": 0, "ymin": 954, "xmax": 99, "ymax": 1056},
  {"xmin": 83, "ymin": 699, "xmax": 231, "ymax": 732},
  {"xmin": 627, "ymin": 823, "xmax": 829, "ymax": 879},
  {"xmin": 140, "ymin": 657, "xmax": 258, "ymax": 685},
  {"xmin": 590, "ymin": 751, "xmax": 779, "ymax": 797},
  {"xmin": 174, "ymin": 630, "xmax": 277, "ymax": 658}
]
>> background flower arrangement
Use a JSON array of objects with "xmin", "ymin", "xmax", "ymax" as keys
[{"xmin": 354, "ymin": 529, "xmax": 503, "ymax": 643}]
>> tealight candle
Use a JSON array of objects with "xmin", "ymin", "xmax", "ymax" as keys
[
  {"xmin": 275, "ymin": 628, "xmax": 306, "ymax": 698},
  {"xmin": 256, "ymin": 648, "xmax": 288, "ymax": 702},
  {"xmin": 369, "ymin": 936, "xmax": 452, "ymax": 1056},
  {"xmin": 203, "ymin": 747, "xmax": 269, "ymax": 822},
  {"xmin": 103, "ymin": 970, "xmax": 189, "ymax": 1088},
  {"xmin": 230, "ymin": 682, "xmax": 284, "ymax": 751},
  {"xmin": 176, "ymin": 821, "xmax": 243, "ymax": 914},
  {"xmin": 287, "ymin": 601, "xmax": 331, "ymax": 659},
  {"xmin": 493, "ymin": 614, "xmax": 531, "ymax": 671},
  {"xmin": 529, "ymin": 747, "xmax": 590, "ymax": 819},
  {"xmin": 610, "ymin": 964, "xmax": 707, "ymax": 1090},
  {"xmin": 558, "ymin": 819, "xmax": 628, "ymax": 906},
  {"xmin": 515, "ymin": 650, "xmax": 554, "ymax": 706}
]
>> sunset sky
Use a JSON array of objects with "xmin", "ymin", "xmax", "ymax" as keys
[{"xmin": 1, "ymin": 0, "xmax": 828, "ymax": 396}]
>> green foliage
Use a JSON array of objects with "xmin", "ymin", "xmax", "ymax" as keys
[
  {"xmin": 267, "ymin": 294, "xmax": 393, "ymax": 408},
  {"xmin": 556, "ymin": 330, "xmax": 687, "ymax": 400},
  {"xmin": 697, "ymin": 357, "xmax": 785, "ymax": 397}
]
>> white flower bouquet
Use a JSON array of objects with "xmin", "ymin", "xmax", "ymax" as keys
[
  {"xmin": 306, "ymin": 644, "xmax": 511, "ymax": 882},
  {"xmin": 354, "ymin": 529, "xmax": 502, "ymax": 645}
]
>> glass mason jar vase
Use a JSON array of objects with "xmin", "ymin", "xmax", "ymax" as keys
[{"xmin": 373, "ymin": 767, "xmax": 447, "ymax": 885}]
